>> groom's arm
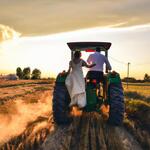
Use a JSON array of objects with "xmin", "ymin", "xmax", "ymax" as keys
[{"xmin": 82, "ymin": 60, "xmax": 96, "ymax": 68}]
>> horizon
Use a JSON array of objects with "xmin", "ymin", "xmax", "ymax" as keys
[{"xmin": 0, "ymin": 25, "xmax": 150, "ymax": 79}]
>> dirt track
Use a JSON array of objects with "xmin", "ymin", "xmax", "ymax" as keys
[{"xmin": 41, "ymin": 111, "xmax": 142, "ymax": 150}]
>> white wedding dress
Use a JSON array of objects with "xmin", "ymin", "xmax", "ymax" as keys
[{"xmin": 65, "ymin": 59, "xmax": 86, "ymax": 108}]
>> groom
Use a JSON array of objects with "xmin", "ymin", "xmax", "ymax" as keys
[{"xmin": 86, "ymin": 47, "xmax": 112, "ymax": 98}]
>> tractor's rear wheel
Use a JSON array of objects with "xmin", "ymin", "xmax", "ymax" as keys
[
  {"xmin": 52, "ymin": 83, "xmax": 71, "ymax": 125},
  {"xmin": 108, "ymin": 82, "xmax": 124, "ymax": 126}
]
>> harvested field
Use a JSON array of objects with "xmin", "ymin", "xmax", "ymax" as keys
[
  {"xmin": 123, "ymin": 83, "xmax": 150, "ymax": 98},
  {"xmin": 0, "ymin": 80, "xmax": 149, "ymax": 150},
  {"xmin": 123, "ymin": 83, "xmax": 150, "ymax": 149},
  {"xmin": 0, "ymin": 80, "xmax": 53, "ymax": 147}
]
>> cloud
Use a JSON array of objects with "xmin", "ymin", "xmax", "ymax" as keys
[
  {"xmin": 0, "ymin": 24, "xmax": 21, "ymax": 42},
  {"xmin": 0, "ymin": 0, "xmax": 150, "ymax": 35}
]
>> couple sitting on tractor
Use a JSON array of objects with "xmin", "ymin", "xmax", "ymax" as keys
[{"xmin": 65, "ymin": 47, "xmax": 112, "ymax": 109}]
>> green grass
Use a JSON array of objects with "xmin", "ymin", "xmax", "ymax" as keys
[
  {"xmin": 124, "ymin": 91, "xmax": 150, "ymax": 103},
  {"xmin": 0, "ymin": 79, "xmax": 53, "ymax": 88},
  {"xmin": 125, "ymin": 99, "xmax": 150, "ymax": 112},
  {"xmin": 125, "ymin": 100, "xmax": 150, "ymax": 125},
  {"xmin": 123, "ymin": 82, "xmax": 150, "ymax": 86},
  {"xmin": 25, "ymin": 91, "xmax": 33, "ymax": 94},
  {"xmin": 124, "ymin": 99, "xmax": 150, "ymax": 149},
  {"xmin": 34, "ymin": 86, "xmax": 50, "ymax": 91},
  {"xmin": 124, "ymin": 83, "xmax": 150, "ymax": 149}
]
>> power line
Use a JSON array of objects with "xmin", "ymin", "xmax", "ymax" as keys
[
  {"xmin": 109, "ymin": 56, "xmax": 127, "ymax": 65},
  {"xmin": 109, "ymin": 56, "xmax": 150, "ymax": 66},
  {"xmin": 132, "ymin": 62, "xmax": 150, "ymax": 66}
]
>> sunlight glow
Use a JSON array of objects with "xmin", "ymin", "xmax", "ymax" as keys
[{"xmin": 0, "ymin": 24, "xmax": 150, "ymax": 79}]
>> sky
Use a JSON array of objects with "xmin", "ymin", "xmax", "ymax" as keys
[{"xmin": 0, "ymin": 0, "xmax": 150, "ymax": 79}]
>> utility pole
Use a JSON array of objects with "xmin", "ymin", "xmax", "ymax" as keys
[{"xmin": 127, "ymin": 62, "xmax": 130, "ymax": 88}]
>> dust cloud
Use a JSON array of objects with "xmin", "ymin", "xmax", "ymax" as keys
[{"xmin": 0, "ymin": 91, "xmax": 52, "ymax": 145}]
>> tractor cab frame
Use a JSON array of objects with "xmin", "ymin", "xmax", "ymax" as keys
[
  {"xmin": 67, "ymin": 42, "xmax": 112, "ymax": 112},
  {"xmin": 67, "ymin": 42, "xmax": 111, "ymax": 73}
]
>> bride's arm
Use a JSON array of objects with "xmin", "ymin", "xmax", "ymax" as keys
[{"xmin": 67, "ymin": 61, "xmax": 72, "ymax": 73}]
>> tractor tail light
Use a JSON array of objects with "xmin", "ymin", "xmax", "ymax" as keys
[
  {"xmin": 92, "ymin": 79, "xmax": 97, "ymax": 84},
  {"xmin": 85, "ymin": 49, "xmax": 95, "ymax": 52}
]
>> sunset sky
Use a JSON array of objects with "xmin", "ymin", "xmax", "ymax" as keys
[{"xmin": 0, "ymin": 0, "xmax": 150, "ymax": 79}]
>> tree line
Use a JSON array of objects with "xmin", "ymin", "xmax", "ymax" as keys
[
  {"xmin": 16, "ymin": 67, "xmax": 41, "ymax": 80},
  {"xmin": 122, "ymin": 73, "xmax": 150, "ymax": 83}
]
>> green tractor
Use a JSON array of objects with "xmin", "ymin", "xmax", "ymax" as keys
[{"xmin": 52, "ymin": 42, "xmax": 124, "ymax": 126}]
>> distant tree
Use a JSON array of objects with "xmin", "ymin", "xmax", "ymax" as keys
[
  {"xmin": 31, "ymin": 68, "xmax": 41, "ymax": 79},
  {"xmin": 122, "ymin": 77, "xmax": 137, "ymax": 83},
  {"xmin": 16, "ymin": 67, "xmax": 23, "ymax": 79},
  {"xmin": 136, "ymin": 79, "xmax": 144, "ymax": 83},
  {"xmin": 23, "ymin": 67, "xmax": 31, "ymax": 79},
  {"xmin": 144, "ymin": 73, "xmax": 150, "ymax": 82}
]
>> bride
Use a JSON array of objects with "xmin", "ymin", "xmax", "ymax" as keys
[{"xmin": 65, "ymin": 51, "xmax": 96, "ymax": 108}]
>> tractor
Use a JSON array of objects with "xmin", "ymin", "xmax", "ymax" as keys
[{"xmin": 52, "ymin": 42, "xmax": 124, "ymax": 126}]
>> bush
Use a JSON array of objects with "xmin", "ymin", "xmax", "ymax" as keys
[
  {"xmin": 144, "ymin": 73, "xmax": 150, "ymax": 82},
  {"xmin": 22, "ymin": 67, "xmax": 31, "ymax": 79},
  {"xmin": 122, "ymin": 77, "xmax": 137, "ymax": 83},
  {"xmin": 16, "ymin": 67, "xmax": 23, "ymax": 79},
  {"xmin": 31, "ymin": 68, "xmax": 41, "ymax": 79}
]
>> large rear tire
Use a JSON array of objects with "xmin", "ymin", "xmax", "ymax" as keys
[
  {"xmin": 108, "ymin": 82, "xmax": 124, "ymax": 126},
  {"xmin": 52, "ymin": 82, "xmax": 71, "ymax": 125}
]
